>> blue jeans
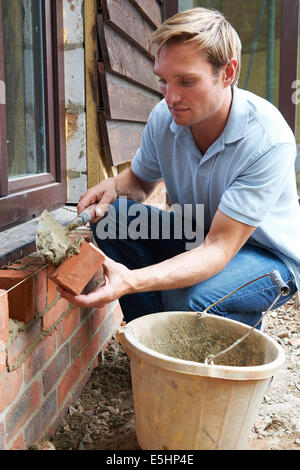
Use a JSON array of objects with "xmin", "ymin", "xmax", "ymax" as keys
[{"xmin": 90, "ymin": 198, "xmax": 297, "ymax": 327}]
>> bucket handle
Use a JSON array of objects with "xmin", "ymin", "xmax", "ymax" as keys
[
  {"xmin": 202, "ymin": 270, "xmax": 290, "ymax": 365},
  {"xmin": 200, "ymin": 270, "xmax": 290, "ymax": 317}
]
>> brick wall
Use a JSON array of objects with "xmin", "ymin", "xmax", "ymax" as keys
[{"xmin": 0, "ymin": 249, "xmax": 123, "ymax": 450}]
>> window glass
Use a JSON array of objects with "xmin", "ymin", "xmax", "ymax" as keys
[{"xmin": 1, "ymin": 0, "xmax": 46, "ymax": 180}]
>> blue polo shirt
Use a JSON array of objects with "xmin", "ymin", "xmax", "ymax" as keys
[{"xmin": 131, "ymin": 86, "xmax": 300, "ymax": 290}]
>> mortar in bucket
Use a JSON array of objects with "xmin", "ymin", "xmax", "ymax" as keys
[{"xmin": 116, "ymin": 271, "xmax": 287, "ymax": 450}]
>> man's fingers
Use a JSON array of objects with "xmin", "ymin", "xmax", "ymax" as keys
[
  {"xmin": 57, "ymin": 282, "xmax": 112, "ymax": 308},
  {"xmin": 94, "ymin": 191, "xmax": 117, "ymax": 218},
  {"xmin": 77, "ymin": 189, "xmax": 103, "ymax": 215}
]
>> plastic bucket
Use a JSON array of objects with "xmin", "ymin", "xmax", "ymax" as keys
[{"xmin": 116, "ymin": 311, "xmax": 285, "ymax": 450}]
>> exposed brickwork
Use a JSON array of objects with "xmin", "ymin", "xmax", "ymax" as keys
[
  {"xmin": 24, "ymin": 331, "xmax": 56, "ymax": 384},
  {"xmin": 42, "ymin": 297, "xmax": 70, "ymax": 331},
  {"xmin": 0, "ymin": 267, "xmax": 37, "ymax": 323},
  {"xmin": 0, "ymin": 290, "xmax": 9, "ymax": 346},
  {"xmin": 49, "ymin": 241, "xmax": 105, "ymax": 295},
  {"xmin": 0, "ymin": 245, "xmax": 123, "ymax": 449},
  {"xmin": 0, "ymin": 349, "xmax": 6, "ymax": 375},
  {"xmin": 5, "ymin": 381, "xmax": 41, "ymax": 442},
  {"xmin": 0, "ymin": 366, "xmax": 23, "ymax": 413},
  {"xmin": 57, "ymin": 357, "xmax": 81, "ymax": 408},
  {"xmin": 7, "ymin": 320, "xmax": 41, "ymax": 369}
]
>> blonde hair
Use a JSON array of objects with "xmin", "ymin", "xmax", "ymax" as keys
[{"xmin": 150, "ymin": 7, "xmax": 241, "ymax": 86}]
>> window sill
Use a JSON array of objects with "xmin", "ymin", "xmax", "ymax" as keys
[{"xmin": 0, "ymin": 206, "xmax": 80, "ymax": 267}]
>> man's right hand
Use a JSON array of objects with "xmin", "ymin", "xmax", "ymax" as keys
[
  {"xmin": 77, "ymin": 176, "xmax": 118, "ymax": 223},
  {"xmin": 77, "ymin": 168, "xmax": 159, "ymax": 224}
]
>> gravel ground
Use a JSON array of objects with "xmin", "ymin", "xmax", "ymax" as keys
[{"xmin": 32, "ymin": 297, "xmax": 300, "ymax": 451}]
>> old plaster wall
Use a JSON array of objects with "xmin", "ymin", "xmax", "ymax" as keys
[{"xmin": 63, "ymin": 0, "xmax": 87, "ymax": 203}]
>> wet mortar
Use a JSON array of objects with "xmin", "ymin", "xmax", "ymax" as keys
[
  {"xmin": 132, "ymin": 314, "xmax": 267, "ymax": 367},
  {"xmin": 36, "ymin": 210, "xmax": 85, "ymax": 266}
]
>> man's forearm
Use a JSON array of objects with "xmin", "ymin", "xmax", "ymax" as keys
[
  {"xmin": 115, "ymin": 169, "xmax": 158, "ymax": 202},
  {"xmin": 128, "ymin": 243, "xmax": 228, "ymax": 294}
]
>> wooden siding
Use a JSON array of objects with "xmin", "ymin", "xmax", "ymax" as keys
[{"xmin": 97, "ymin": 0, "xmax": 163, "ymax": 166}]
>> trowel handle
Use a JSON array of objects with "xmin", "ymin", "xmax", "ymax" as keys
[
  {"xmin": 78, "ymin": 203, "xmax": 98, "ymax": 223},
  {"xmin": 202, "ymin": 269, "xmax": 290, "ymax": 316},
  {"xmin": 66, "ymin": 204, "xmax": 98, "ymax": 229},
  {"xmin": 78, "ymin": 204, "xmax": 97, "ymax": 224}
]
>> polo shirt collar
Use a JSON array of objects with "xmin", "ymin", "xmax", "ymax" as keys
[
  {"xmin": 223, "ymin": 86, "xmax": 248, "ymax": 144},
  {"xmin": 169, "ymin": 86, "xmax": 248, "ymax": 144}
]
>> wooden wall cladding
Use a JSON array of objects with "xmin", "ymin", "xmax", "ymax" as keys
[{"xmin": 98, "ymin": 0, "xmax": 163, "ymax": 166}]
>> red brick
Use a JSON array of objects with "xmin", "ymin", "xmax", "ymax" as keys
[
  {"xmin": 92, "ymin": 356, "xmax": 98, "ymax": 368},
  {"xmin": 20, "ymin": 256, "xmax": 46, "ymax": 266},
  {"xmin": 42, "ymin": 297, "xmax": 70, "ymax": 331},
  {"xmin": 0, "ymin": 421, "xmax": 4, "ymax": 450},
  {"xmin": 9, "ymin": 432, "xmax": 25, "ymax": 450},
  {"xmin": 47, "ymin": 265, "xmax": 57, "ymax": 305},
  {"xmin": 5, "ymin": 381, "xmax": 41, "ymax": 442},
  {"xmin": 0, "ymin": 349, "xmax": 6, "ymax": 375},
  {"xmin": 24, "ymin": 390, "xmax": 57, "ymax": 448},
  {"xmin": 48, "ymin": 279, "xmax": 58, "ymax": 305},
  {"xmin": 81, "ymin": 333, "xmax": 100, "ymax": 373},
  {"xmin": 7, "ymin": 320, "xmax": 41, "ymax": 368},
  {"xmin": 82, "ymin": 265, "xmax": 104, "ymax": 295},
  {"xmin": 56, "ymin": 307, "xmax": 80, "ymax": 348},
  {"xmin": 49, "ymin": 241, "xmax": 105, "ymax": 295},
  {"xmin": 0, "ymin": 290, "xmax": 9, "ymax": 346},
  {"xmin": 99, "ymin": 312, "xmax": 114, "ymax": 348},
  {"xmin": 43, "ymin": 343, "xmax": 70, "ymax": 395},
  {"xmin": 0, "ymin": 365, "xmax": 23, "ymax": 413},
  {"xmin": 0, "ymin": 267, "xmax": 39, "ymax": 323},
  {"xmin": 57, "ymin": 357, "xmax": 81, "ymax": 408},
  {"xmin": 24, "ymin": 331, "xmax": 55, "ymax": 384},
  {"xmin": 37, "ymin": 268, "xmax": 47, "ymax": 314},
  {"xmin": 70, "ymin": 318, "xmax": 91, "ymax": 360},
  {"xmin": 91, "ymin": 305, "xmax": 107, "ymax": 334},
  {"xmin": 107, "ymin": 300, "xmax": 123, "ymax": 326}
]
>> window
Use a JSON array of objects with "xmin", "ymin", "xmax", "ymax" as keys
[{"xmin": 0, "ymin": 0, "xmax": 66, "ymax": 229}]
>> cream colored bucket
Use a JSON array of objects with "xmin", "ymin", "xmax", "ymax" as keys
[{"xmin": 116, "ymin": 311, "xmax": 285, "ymax": 450}]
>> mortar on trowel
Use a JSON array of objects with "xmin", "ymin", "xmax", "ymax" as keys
[{"xmin": 36, "ymin": 205, "xmax": 105, "ymax": 295}]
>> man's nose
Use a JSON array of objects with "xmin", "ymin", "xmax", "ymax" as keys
[{"xmin": 164, "ymin": 85, "xmax": 181, "ymax": 104}]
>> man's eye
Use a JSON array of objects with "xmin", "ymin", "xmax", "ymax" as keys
[
  {"xmin": 158, "ymin": 79, "xmax": 167, "ymax": 85},
  {"xmin": 181, "ymin": 81, "xmax": 194, "ymax": 86}
]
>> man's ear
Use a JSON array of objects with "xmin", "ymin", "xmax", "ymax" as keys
[{"xmin": 223, "ymin": 58, "xmax": 238, "ymax": 87}]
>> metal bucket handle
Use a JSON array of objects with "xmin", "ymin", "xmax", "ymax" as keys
[{"xmin": 201, "ymin": 270, "xmax": 290, "ymax": 365}]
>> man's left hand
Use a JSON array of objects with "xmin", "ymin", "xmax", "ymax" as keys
[{"xmin": 57, "ymin": 256, "xmax": 134, "ymax": 308}]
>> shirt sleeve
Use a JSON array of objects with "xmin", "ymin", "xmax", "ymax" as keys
[
  {"xmin": 219, "ymin": 143, "xmax": 297, "ymax": 226},
  {"xmin": 131, "ymin": 112, "xmax": 162, "ymax": 183}
]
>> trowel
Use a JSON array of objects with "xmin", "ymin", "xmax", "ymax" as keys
[{"xmin": 36, "ymin": 204, "xmax": 98, "ymax": 266}]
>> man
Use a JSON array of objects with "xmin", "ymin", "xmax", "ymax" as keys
[{"xmin": 58, "ymin": 8, "xmax": 300, "ymax": 327}]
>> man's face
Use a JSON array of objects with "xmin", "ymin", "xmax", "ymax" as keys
[{"xmin": 154, "ymin": 41, "xmax": 229, "ymax": 130}]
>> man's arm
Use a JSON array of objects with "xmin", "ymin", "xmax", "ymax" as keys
[
  {"xmin": 57, "ymin": 209, "xmax": 256, "ymax": 308},
  {"xmin": 77, "ymin": 168, "xmax": 159, "ymax": 221},
  {"xmin": 128, "ymin": 209, "xmax": 255, "ymax": 292}
]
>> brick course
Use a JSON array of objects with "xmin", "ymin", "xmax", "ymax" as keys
[
  {"xmin": 0, "ymin": 266, "xmax": 40, "ymax": 323},
  {"xmin": 0, "ymin": 290, "xmax": 9, "ymax": 346},
  {"xmin": 5, "ymin": 381, "xmax": 41, "ymax": 442},
  {"xmin": 0, "ymin": 366, "xmax": 23, "ymax": 413},
  {"xmin": 0, "ymin": 247, "xmax": 123, "ymax": 449},
  {"xmin": 42, "ymin": 297, "xmax": 70, "ymax": 331}
]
